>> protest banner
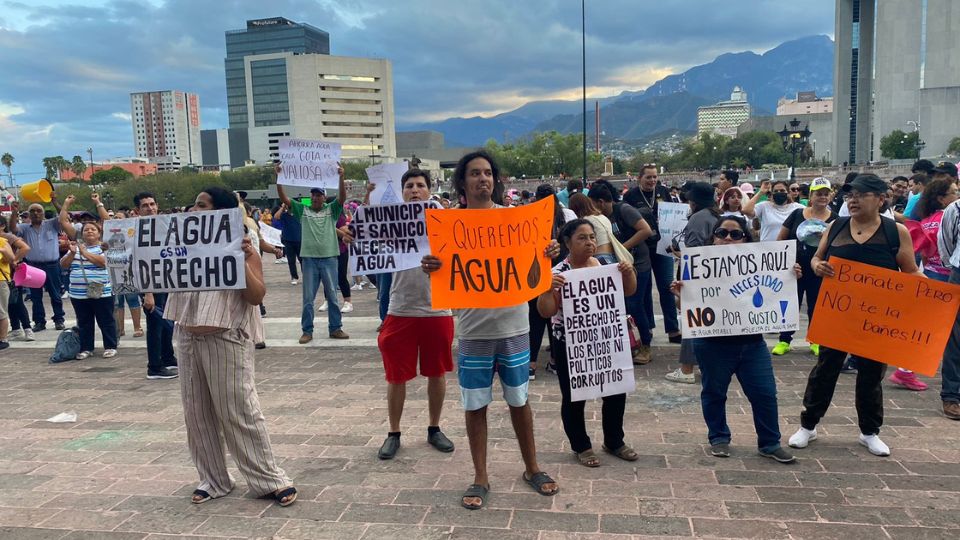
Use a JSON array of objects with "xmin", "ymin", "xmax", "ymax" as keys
[
  {"xmin": 680, "ymin": 240, "xmax": 799, "ymax": 338},
  {"xmin": 656, "ymin": 201, "xmax": 689, "ymax": 255},
  {"xmin": 426, "ymin": 197, "xmax": 554, "ymax": 309},
  {"xmin": 277, "ymin": 138, "xmax": 342, "ymax": 189},
  {"xmin": 366, "ymin": 162, "xmax": 408, "ymax": 205},
  {"xmin": 348, "ymin": 201, "xmax": 433, "ymax": 275},
  {"xmin": 104, "ymin": 208, "xmax": 247, "ymax": 294},
  {"xmin": 260, "ymin": 223, "xmax": 283, "ymax": 247},
  {"xmin": 807, "ymin": 257, "xmax": 960, "ymax": 376},
  {"xmin": 561, "ymin": 264, "xmax": 636, "ymax": 401}
]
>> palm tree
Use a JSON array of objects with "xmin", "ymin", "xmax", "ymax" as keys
[
  {"xmin": 70, "ymin": 155, "xmax": 87, "ymax": 181},
  {"xmin": 42, "ymin": 156, "xmax": 57, "ymax": 180},
  {"xmin": 53, "ymin": 156, "xmax": 69, "ymax": 181},
  {"xmin": 0, "ymin": 152, "xmax": 12, "ymax": 188}
]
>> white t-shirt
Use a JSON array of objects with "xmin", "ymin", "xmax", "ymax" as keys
[
  {"xmin": 754, "ymin": 201, "xmax": 805, "ymax": 242},
  {"xmin": 839, "ymin": 201, "xmax": 896, "ymax": 219}
]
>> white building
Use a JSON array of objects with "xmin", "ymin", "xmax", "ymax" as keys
[
  {"xmin": 777, "ymin": 91, "xmax": 834, "ymax": 116},
  {"xmin": 697, "ymin": 87, "xmax": 752, "ymax": 138},
  {"xmin": 130, "ymin": 91, "xmax": 202, "ymax": 171},
  {"xmin": 234, "ymin": 52, "xmax": 396, "ymax": 164}
]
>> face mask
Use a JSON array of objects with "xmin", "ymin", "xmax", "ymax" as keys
[{"xmin": 772, "ymin": 192, "xmax": 789, "ymax": 205}]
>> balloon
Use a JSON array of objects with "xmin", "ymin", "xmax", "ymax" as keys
[{"xmin": 797, "ymin": 218, "xmax": 829, "ymax": 247}]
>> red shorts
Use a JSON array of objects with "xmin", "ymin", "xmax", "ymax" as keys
[{"xmin": 378, "ymin": 315, "xmax": 455, "ymax": 383}]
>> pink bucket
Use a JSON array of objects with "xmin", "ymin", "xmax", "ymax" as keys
[{"xmin": 13, "ymin": 263, "xmax": 47, "ymax": 288}]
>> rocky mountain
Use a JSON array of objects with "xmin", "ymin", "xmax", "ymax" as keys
[{"xmin": 397, "ymin": 35, "xmax": 834, "ymax": 146}]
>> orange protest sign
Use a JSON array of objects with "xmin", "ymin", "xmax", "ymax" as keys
[
  {"xmin": 807, "ymin": 257, "xmax": 960, "ymax": 376},
  {"xmin": 426, "ymin": 197, "xmax": 554, "ymax": 309}
]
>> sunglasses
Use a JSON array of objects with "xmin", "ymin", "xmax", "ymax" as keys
[
  {"xmin": 714, "ymin": 228, "xmax": 746, "ymax": 240},
  {"xmin": 789, "ymin": 187, "xmax": 801, "ymax": 192}
]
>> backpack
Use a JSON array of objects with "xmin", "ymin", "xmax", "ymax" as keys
[
  {"xmin": 49, "ymin": 327, "xmax": 82, "ymax": 364},
  {"xmin": 825, "ymin": 216, "xmax": 900, "ymax": 263}
]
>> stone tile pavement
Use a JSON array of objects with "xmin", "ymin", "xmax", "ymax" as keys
[{"xmin": 2, "ymin": 260, "xmax": 958, "ymax": 539}]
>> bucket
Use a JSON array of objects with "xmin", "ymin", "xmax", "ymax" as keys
[
  {"xmin": 20, "ymin": 179, "xmax": 53, "ymax": 204},
  {"xmin": 13, "ymin": 263, "xmax": 47, "ymax": 288}
]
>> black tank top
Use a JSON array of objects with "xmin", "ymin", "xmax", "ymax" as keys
[{"xmin": 825, "ymin": 218, "xmax": 899, "ymax": 271}]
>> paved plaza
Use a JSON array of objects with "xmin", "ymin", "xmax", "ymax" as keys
[{"xmin": 2, "ymin": 260, "xmax": 958, "ymax": 539}]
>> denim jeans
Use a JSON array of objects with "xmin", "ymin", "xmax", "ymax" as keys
[
  {"xmin": 941, "ymin": 269, "xmax": 960, "ymax": 403},
  {"xmin": 376, "ymin": 272, "xmax": 393, "ymax": 321},
  {"xmin": 650, "ymin": 253, "xmax": 679, "ymax": 335},
  {"xmin": 28, "ymin": 261, "xmax": 65, "ymax": 326},
  {"xmin": 301, "ymin": 256, "xmax": 341, "ymax": 335},
  {"xmin": 624, "ymin": 269, "xmax": 653, "ymax": 345},
  {"xmin": 693, "ymin": 339, "xmax": 782, "ymax": 452},
  {"xmin": 145, "ymin": 293, "xmax": 177, "ymax": 374}
]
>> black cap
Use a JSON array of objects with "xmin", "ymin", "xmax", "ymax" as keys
[
  {"xmin": 236, "ymin": 191, "xmax": 248, "ymax": 200},
  {"xmin": 932, "ymin": 162, "xmax": 959, "ymax": 178},
  {"xmin": 309, "ymin": 187, "xmax": 326, "ymax": 194},
  {"xmin": 841, "ymin": 174, "xmax": 888, "ymax": 195}
]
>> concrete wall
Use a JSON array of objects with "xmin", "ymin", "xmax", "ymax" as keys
[{"xmin": 873, "ymin": 0, "xmax": 923, "ymax": 162}]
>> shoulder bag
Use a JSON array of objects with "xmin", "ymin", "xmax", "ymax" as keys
[{"xmin": 78, "ymin": 249, "xmax": 104, "ymax": 299}]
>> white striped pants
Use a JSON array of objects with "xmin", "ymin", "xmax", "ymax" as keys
[{"xmin": 175, "ymin": 326, "xmax": 290, "ymax": 498}]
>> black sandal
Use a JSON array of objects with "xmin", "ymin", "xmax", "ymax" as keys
[
  {"xmin": 461, "ymin": 484, "xmax": 488, "ymax": 510},
  {"xmin": 263, "ymin": 486, "xmax": 298, "ymax": 507},
  {"xmin": 191, "ymin": 489, "xmax": 212, "ymax": 504},
  {"xmin": 523, "ymin": 471, "xmax": 559, "ymax": 496}
]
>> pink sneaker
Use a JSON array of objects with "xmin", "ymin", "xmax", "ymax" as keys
[{"xmin": 889, "ymin": 369, "xmax": 928, "ymax": 391}]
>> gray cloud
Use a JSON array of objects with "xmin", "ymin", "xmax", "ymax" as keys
[{"xmin": 0, "ymin": 0, "xmax": 833, "ymax": 178}]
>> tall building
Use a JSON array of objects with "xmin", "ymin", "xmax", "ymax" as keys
[
  {"xmin": 225, "ymin": 17, "xmax": 330, "ymax": 129},
  {"xmin": 777, "ymin": 92, "xmax": 834, "ymax": 116},
  {"xmin": 130, "ymin": 91, "xmax": 201, "ymax": 171},
  {"xmin": 697, "ymin": 87, "xmax": 752, "ymax": 137},
  {"xmin": 834, "ymin": 0, "xmax": 960, "ymax": 165}
]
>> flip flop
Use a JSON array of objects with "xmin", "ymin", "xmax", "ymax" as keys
[
  {"xmin": 191, "ymin": 489, "xmax": 212, "ymax": 504},
  {"xmin": 603, "ymin": 444, "xmax": 640, "ymax": 462},
  {"xmin": 262, "ymin": 486, "xmax": 297, "ymax": 507},
  {"xmin": 461, "ymin": 484, "xmax": 488, "ymax": 510},
  {"xmin": 576, "ymin": 449, "xmax": 601, "ymax": 467},
  {"xmin": 523, "ymin": 471, "xmax": 559, "ymax": 496}
]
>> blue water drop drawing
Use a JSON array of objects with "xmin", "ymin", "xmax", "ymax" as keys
[
  {"xmin": 681, "ymin": 254, "xmax": 691, "ymax": 280},
  {"xmin": 752, "ymin": 287, "xmax": 764, "ymax": 308},
  {"xmin": 779, "ymin": 300, "xmax": 789, "ymax": 323}
]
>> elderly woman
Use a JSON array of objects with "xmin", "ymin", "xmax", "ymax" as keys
[
  {"xmin": 164, "ymin": 186, "xmax": 296, "ymax": 507},
  {"xmin": 537, "ymin": 219, "xmax": 638, "ymax": 467},
  {"xmin": 59, "ymin": 221, "xmax": 117, "ymax": 358}
]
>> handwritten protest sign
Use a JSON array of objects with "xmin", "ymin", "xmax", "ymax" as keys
[
  {"xmin": 657, "ymin": 201, "xmax": 689, "ymax": 255},
  {"xmin": 260, "ymin": 223, "xmax": 283, "ymax": 247},
  {"xmin": 277, "ymin": 138, "xmax": 341, "ymax": 189},
  {"xmin": 426, "ymin": 197, "xmax": 554, "ymax": 309},
  {"xmin": 366, "ymin": 162, "xmax": 408, "ymax": 206},
  {"xmin": 104, "ymin": 208, "xmax": 247, "ymax": 294},
  {"xmin": 348, "ymin": 201, "xmax": 433, "ymax": 275},
  {"xmin": 680, "ymin": 241, "xmax": 799, "ymax": 338},
  {"xmin": 561, "ymin": 264, "xmax": 635, "ymax": 401},
  {"xmin": 807, "ymin": 257, "xmax": 960, "ymax": 376}
]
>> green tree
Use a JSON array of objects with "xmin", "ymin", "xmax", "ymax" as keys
[
  {"xmin": 340, "ymin": 161, "xmax": 369, "ymax": 181},
  {"xmin": 42, "ymin": 156, "xmax": 58, "ymax": 180},
  {"xmin": 90, "ymin": 166, "xmax": 134, "ymax": 184},
  {"xmin": 947, "ymin": 136, "xmax": 960, "ymax": 155},
  {"xmin": 70, "ymin": 155, "xmax": 87, "ymax": 181},
  {"xmin": 0, "ymin": 152, "xmax": 12, "ymax": 186},
  {"xmin": 880, "ymin": 130, "xmax": 921, "ymax": 159}
]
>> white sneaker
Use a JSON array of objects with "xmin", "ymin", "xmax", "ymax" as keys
[
  {"xmin": 341, "ymin": 301, "xmax": 354, "ymax": 313},
  {"xmin": 318, "ymin": 301, "xmax": 328, "ymax": 312},
  {"xmin": 858, "ymin": 434, "xmax": 890, "ymax": 456},
  {"xmin": 664, "ymin": 367, "xmax": 696, "ymax": 384},
  {"xmin": 24, "ymin": 329, "xmax": 36, "ymax": 342},
  {"xmin": 8, "ymin": 329, "xmax": 23, "ymax": 338},
  {"xmin": 350, "ymin": 284, "xmax": 362, "ymax": 291},
  {"xmin": 275, "ymin": 257, "xmax": 287, "ymax": 264},
  {"xmin": 788, "ymin": 427, "xmax": 818, "ymax": 448},
  {"xmin": 291, "ymin": 279, "xmax": 299, "ymax": 285},
  {"xmin": 103, "ymin": 349, "xmax": 117, "ymax": 358},
  {"xmin": 76, "ymin": 351, "xmax": 92, "ymax": 360}
]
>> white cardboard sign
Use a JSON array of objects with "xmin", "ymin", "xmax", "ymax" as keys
[{"xmin": 277, "ymin": 138, "xmax": 342, "ymax": 189}]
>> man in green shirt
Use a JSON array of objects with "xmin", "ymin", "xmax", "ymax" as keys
[{"xmin": 277, "ymin": 165, "xmax": 349, "ymax": 342}]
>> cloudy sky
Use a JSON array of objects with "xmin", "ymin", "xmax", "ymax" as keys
[{"xmin": 0, "ymin": 0, "xmax": 833, "ymax": 182}]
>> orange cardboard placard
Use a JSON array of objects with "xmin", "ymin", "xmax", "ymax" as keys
[
  {"xmin": 807, "ymin": 257, "xmax": 960, "ymax": 376},
  {"xmin": 426, "ymin": 197, "xmax": 554, "ymax": 309}
]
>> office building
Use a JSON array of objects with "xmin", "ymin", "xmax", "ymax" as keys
[
  {"xmin": 777, "ymin": 92, "xmax": 834, "ymax": 116},
  {"xmin": 200, "ymin": 128, "xmax": 251, "ymax": 170},
  {"xmin": 225, "ymin": 17, "xmax": 330, "ymax": 130},
  {"xmin": 697, "ymin": 87, "xmax": 752, "ymax": 137},
  {"xmin": 130, "ymin": 90, "xmax": 202, "ymax": 171},
  {"xmin": 834, "ymin": 0, "xmax": 960, "ymax": 164}
]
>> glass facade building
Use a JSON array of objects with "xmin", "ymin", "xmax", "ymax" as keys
[{"xmin": 225, "ymin": 17, "xmax": 330, "ymax": 128}]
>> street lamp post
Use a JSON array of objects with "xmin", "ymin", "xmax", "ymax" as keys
[
  {"xmin": 166, "ymin": 192, "xmax": 175, "ymax": 209},
  {"xmin": 777, "ymin": 118, "xmax": 812, "ymax": 181},
  {"xmin": 87, "ymin": 147, "xmax": 93, "ymax": 180},
  {"xmin": 102, "ymin": 192, "xmax": 113, "ymax": 211}
]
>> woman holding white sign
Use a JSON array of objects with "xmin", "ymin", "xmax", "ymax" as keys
[
  {"xmin": 375, "ymin": 169, "xmax": 456, "ymax": 461},
  {"xmin": 165, "ymin": 186, "xmax": 297, "ymax": 508},
  {"xmin": 671, "ymin": 215, "xmax": 798, "ymax": 463},
  {"xmin": 537, "ymin": 219, "xmax": 639, "ymax": 467}
]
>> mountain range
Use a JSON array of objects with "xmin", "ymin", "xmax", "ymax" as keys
[{"xmin": 399, "ymin": 35, "xmax": 834, "ymax": 146}]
